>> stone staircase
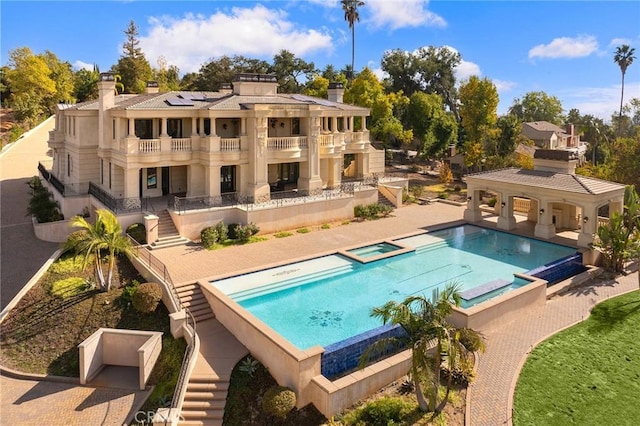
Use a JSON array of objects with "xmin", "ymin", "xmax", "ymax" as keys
[
  {"xmin": 377, "ymin": 191, "xmax": 396, "ymax": 209},
  {"xmin": 178, "ymin": 376, "xmax": 229, "ymax": 426},
  {"xmin": 176, "ymin": 283, "xmax": 215, "ymax": 323},
  {"xmin": 149, "ymin": 210, "xmax": 190, "ymax": 250}
]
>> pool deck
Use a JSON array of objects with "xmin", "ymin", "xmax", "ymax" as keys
[{"xmin": 149, "ymin": 201, "xmax": 640, "ymax": 426}]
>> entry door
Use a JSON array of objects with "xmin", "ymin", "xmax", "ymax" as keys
[
  {"xmin": 162, "ymin": 167, "xmax": 170, "ymax": 195},
  {"xmin": 221, "ymin": 166, "xmax": 236, "ymax": 193}
]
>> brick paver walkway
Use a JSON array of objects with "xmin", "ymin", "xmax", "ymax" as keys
[
  {"xmin": 0, "ymin": 375, "xmax": 151, "ymax": 425},
  {"xmin": 0, "ymin": 117, "xmax": 59, "ymax": 310},
  {"xmin": 468, "ymin": 270, "xmax": 638, "ymax": 426}
]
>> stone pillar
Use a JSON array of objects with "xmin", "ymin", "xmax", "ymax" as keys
[
  {"xmin": 497, "ymin": 196, "xmax": 516, "ymax": 230},
  {"xmin": 124, "ymin": 168, "xmax": 139, "ymax": 199},
  {"xmin": 144, "ymin": 214, "xmax": 159, "ymax": 244},
  {"xmin": 205, "ymin": 165, "xmax": 221, "ymax": 198},
  {"xmin": 535, "ymin": 200, "xmax": 556, "ymax": 239},
  {"xmin": 160, "ymin": 118, "xmax": 168, "ymax": 136},
  {"xmin": 298, "ymin": 114, "xmax": 323, "ymax": 194},
  {"xmin": 128, "ymin": 118, "xmax": 135, "ymax": 136},
  {"xmin": 191, "ymin": 117, "xmax": 198, "ymax": 136},
  {"xmin": 463, "ymin": 187, "xmax": 483, "ymax": 222}
]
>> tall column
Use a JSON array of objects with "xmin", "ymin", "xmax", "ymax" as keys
[
  {"xmin": 535, "ymin": 200, "xmax": 556, "ymax": 239},
  {"xmin": 463, "ymin": 187, "xmax": 483, "ymax": 222},
  {"xmin": 497, "ymin": 195, "xmax": 516, "ymax": 230},
  {"xmin": 160, "ymin": 118, "xmax": 168, "ymax": 137},
  {"xmin": 124, "ymin": 168, "xmax": 139, "ymax": 199},
  {"xmin": 205, "ymin": 165, "xmax": 221, "ymax": 198},
  {"xmin": 577, "ymin": 203, "xmax": 598, "ymax": 247},
  {"xmin": 191, "ymin": 117, "xmax": 198, "ymax": 136},
  {"xmin": 298, "ymin": 114, "xmax": 323, "ymax": 195},
  {"xmin": 128, "ymin": 118, "xmax": 135, "ymax": 136}
]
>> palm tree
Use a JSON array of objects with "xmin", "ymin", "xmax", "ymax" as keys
[
  {"xmin": 613, "ymin": 45, "xmax": 636, "ymax": 125},
  {"xmin": 342, "ymin": 0, "xmax": 365, "ymax": 80},
  {"xmin": 360, "ymin": 283, "xmax": 485, "ymax": 413},
  {"xmin": 64, "ymin": 209, "xmax": 132, "ymax": 291}
]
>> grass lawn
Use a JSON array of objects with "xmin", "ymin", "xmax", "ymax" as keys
[{"xmin": 513, "ymin": 290, "xmax": 640, "ymax": 425}]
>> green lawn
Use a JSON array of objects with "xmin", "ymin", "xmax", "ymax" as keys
[{"xmin": 513, "ymin": 290, "xmax": 640, "ymax": 425}]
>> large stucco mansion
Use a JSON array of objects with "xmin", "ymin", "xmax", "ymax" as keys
[{"xmin": 43, "ymin": 73, "xmax": 392, "ymax": 242}]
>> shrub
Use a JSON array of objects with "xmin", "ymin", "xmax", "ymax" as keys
[
  {"xmin": 235, "ymin": 225, "xmax": 253, "ymax": 243},
  {"xmin": 409, "ymin": 184, "xmax": 424, "ymax": 198},
  {"xmin": 350, "ymin": 397, "xmax": 413, "ymax": 426},
  {"xmin": 354, "ymin": 203, "xmax": 393, "ymax": 220},
  {"xmin": 50, "ymin": 277, "xmax": 89, "ymax": 299},
  {"xmin": 247, "ymin": 222, "xmax": 260, "ymax": 236},
  {"xmin": 214, "ymin": 221, "xmax": 228, "ymax": 242},
  {"xmin": 261, "ymin": 386, "xmax": 296, "ymax": 419},
  {"xmin": 238, "ymin": 356, "xmax": 259, "ymax": 377},
  {"xmin": 454, "ymin": 185, "xmax": 462, "ymax": 192},
  {"xmin": 438, "ymin": 192, "xmax": 449, "ymax": 199},
  {"xmin": 227, "ymin": 223, "xmax": 240, "ymax": 240},
  {"xmin": 120, "ymin": 279, "xmax": 140, "ymax": 306},
  {"xmin": 439, "ymin": 163, "xmax": 453, "ymax": 184},
  {"xmin": 126, "ymin": 223, "xmax": 146, "ymax": 244},
  {"xmin": 274, "ymin": 231, "xmax": 293, "ymax": 238},
  {"xmin": 200, "ymin": 226, "xmax": 219, "ymax": 249},
  {"xmin": 488, "ymin": 197, "xmax": 497, "ymax": 207},
  {"xmin": 132, "ymin": 282, "xmax": 163, "ymax": 313},
  {"xmin": 26, "ymin": 176, "xmax": 64, "ymax": 223},
  {"xmin": 49, "ymin": 254, "xmax": 85, "ymax": 274},
  {"xmin": 296, "ymin": 228, "xmax": 310, "ymax": 234},
  {"xmin": 321, "ymin": 223, "xmax": 331, "ymax": 229}
]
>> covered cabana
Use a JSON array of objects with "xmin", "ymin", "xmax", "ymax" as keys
[{"xmin": 463, "ymin": 150, "xmax": 626, "ymax": 248}]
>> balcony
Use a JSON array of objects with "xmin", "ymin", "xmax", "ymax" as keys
[{"xmin": 267, "ymin": 136, "xmax": 308, "ymax": 160}]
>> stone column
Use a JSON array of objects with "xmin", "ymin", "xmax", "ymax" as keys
[
  {"xmin": 144, "ymin": 214, "xmax": 159, "ymax": 244},
  {"xmin": 463, "ymin": 186, "xmax": 483, "ymax": 222},
  {"xmin": 497, "ymin": 195, "xmax": 517, "ymax": 230},
  {"xmin": 535, "ymin": 200, "xmax": 556, "ymax": 239}
]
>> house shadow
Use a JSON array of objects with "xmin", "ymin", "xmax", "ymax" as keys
[
  {"xmin": 12, "ymin": 379, "xmax": 79, "ymax": 405},
  {"xmin": 587, "ymin": 291, "xmax": 640, "ymax": 333},
  {"xmin": 562, "ymin": 276, "xmax": 618, "ymax": 298}
]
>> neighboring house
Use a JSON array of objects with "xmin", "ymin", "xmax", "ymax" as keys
[
  {"xmin": 42, "ymin": 73, "xmax": 389, "ymax": 241},
  {"xmin": 521, "ymin": 121, "xmax": 580, "ymax": 149}
]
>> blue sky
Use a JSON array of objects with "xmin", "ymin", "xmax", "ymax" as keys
[{"xmin": 2, "ymin": 0, "xmax": 639, "ymax": 120}]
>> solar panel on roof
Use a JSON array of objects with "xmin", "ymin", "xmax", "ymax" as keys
[
  {"xmin": 166, "ymin": 98, "xmax": 195, "ymax": 106},
  {"xmin": 180, "ymin": 92, "xmax": 206, "ymax": 101},
  {"xmin": 290, "ymin": 94, "xmax": 336, "ymax": 107}
]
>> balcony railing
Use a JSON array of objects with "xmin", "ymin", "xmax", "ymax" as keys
[
  {"xmin": 318, "ymin": 134, "xmax": 333, "ymax": 147},
  {"xmin": 38, "ymin": 162, "xmax": 66, "ymax": 196},
  {"xmin": 171, "ymin": 138, "xmax": 191, "ymax": 152},
  {"xmin": 267, "ymin": 136, "xmax": 308, "ymax": 151},
  {"xmin": 139, "ymin": 139, "xmax": 160, "ymax": 153},
  {"xmin": 220, "ymin": 138, "xmax": 241, "ymax": 151}
]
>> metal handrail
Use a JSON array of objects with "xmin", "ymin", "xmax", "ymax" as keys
[{"xmin": 126, "ymin": 234, "xmax": 197, "ymax": 422}]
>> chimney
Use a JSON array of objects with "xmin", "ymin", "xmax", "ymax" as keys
[
  {"xmin": 219, "ymin": 83, "xmax": 233, "ymax": 95},
  {"xmin": 565, "ymin": 123, "xmax": 575, "ymax": 147},
  {"xmin": 327, "ymin": 82, "xmax": 344, "ymax": 103},
  {"xmin": 146, "ymin": 81, "xmax": 159, "ymax": 94},
  {"xmin": 232, "ymin": 73, "xmax": 278, "ymax": 96},
  {"xmin": 98, "ymin": 73, "xmax": 116, "ymax": 149}
]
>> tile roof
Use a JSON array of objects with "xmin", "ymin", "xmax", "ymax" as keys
[
  {"xmin": 465, "ymin": 168, "xmax": 625, "ymax": 195},
  {"xmin": 66, "ymin": 91, "xmax": 369, "ymax": 113}
]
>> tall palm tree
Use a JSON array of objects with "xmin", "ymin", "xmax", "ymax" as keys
[
  {"xmin": 342, "ymin": 0, "xmax": 365, "ymax": 80},
  {"xmin": 613, "ymin": 44, "xmax": 636, "ymax": 124},
  {"xmin": 64, "ymin": 209, "xmax": 132, "ymax": 291},
  {"xmin": 360, "ymin": 283, "xmax": 485, "ymax": 413}
]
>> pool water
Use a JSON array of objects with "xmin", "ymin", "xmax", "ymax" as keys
[{"xmin": 212, "ymin": 225, "xmax": 577, "ymax": 350}]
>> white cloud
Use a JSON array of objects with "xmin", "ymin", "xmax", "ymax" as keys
[
  {"xmin": 307, "ymin": 0, "xmax": 339, "ymax": 7},
  {"xmin": 139, "ymin": 5, "xmax": 333, "ymax": 73},
  {"xmin": 455, "ymin": 60, "xmax": 481, "ymax": 81},
  {"xmin": 558, "ymin": 80, "xmax": 640, "ymax": 121},
  {"xmin": 494, "ymin": 79, "xmax": 517, "ymax": 93},
  {"xmin": 528, "ymin": 35, "xmax": 598, "ymax": 59},
  {"xmin": 367, "ymin": 0, "xmax": 446, "ymax": 30},
  {"xmin": 73, "ymin": 60, "xmax": 94, "ymax": 71},
  {"xmin": 367, "ymin": 60, "xmax": 387, "ymax": 80},
  {"xmin": 609, "ymin": 37, "xmax": 632, "ymax": 47}
]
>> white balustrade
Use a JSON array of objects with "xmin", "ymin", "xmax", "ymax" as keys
[
  {"xmin": 318, "ymin": 134, "xmax": 334, "ymax": 147},
  {"xmin": 220, "ymin": 138, "xmax": 241, "ymax": 151},
  {"xmin": 171, "ymin": 138, "xmax": 192, "ymax": 152},
  {"xmin": 138, "ymin": 139, "xmax": 160, "ymax": 153},
  {"xmin": 267, "ymin": 136, "xmax": 308, "ymax": 151}
]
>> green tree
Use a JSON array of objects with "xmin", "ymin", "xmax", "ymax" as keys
[
  {"xmin": 607, "ymin": 133, "xmax": 640, "ymax": 192},
  {"xmin": 73, "ymin": 67, "xmax": 99, "ymax": 102},
  {"xmin": 112, "ymin": 20, "xmax": 153, "ymax": 94},
  {"xmin": 41, "ymin": 51, "xmax": 75, "ymax": 110},
  {"xmin": 613, "ymin": 45, "xmax": 636, "ymax": 127},
  {"xmin": 26, "ymin": 176, "xmax": 63, "ymax": 223},
  {"xmin": 64, "ymin": 209, "xmax": 132, "ymax": 291},
  {"xmin": 342, "ymin": 0, "xmax": 365, "ymax": 80},
  {"xmin": 496, "ymin": 114, "xmax": 522, "ymax": 157},
  {"xmin": 345, "ymin": 68, "xmax": 412, "ymax": 145},
  {"xmin": 458, "ymin": 76, "xmax": 499, "ymax": 144},
  {"xmin": 192, "ymin": 55, "xmax": 269, "ymax": 91},
  {"xmin": 508, "ymin": 91, "xmax": 564, "ymax": 125},
  {"xmin": 593, "ymin": 186, "xmax": 640, "ymax": 273},
  {"xmin": 361, "ymin": 283, "xmax": 484, "ymax": 413},
  {"xmin": 405, "ymin": 91, "xmax": 457, "ymax": 157},
  {"xmin": 5, "ymin": 47, "xmax": 56, "ymax": 125},
  {"xmin": 269, "ymin": 50, "xmax": 315, "ymax": 94},
  {"xmin": 153, "ymin": 56, "xmax": 181, "ymax": 92},
  {"xmin": 303, "ymin": 74, "xmax": 330, "ymax": 98},
  {"xmin": 381, "ymin": 49, "xmax": 421, "ymax": 96}
]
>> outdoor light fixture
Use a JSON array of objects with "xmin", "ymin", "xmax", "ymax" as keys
[
  {"xmin": 539, "ymin": 208, "xmax": 545, "ymax": 214},
  {"xmin": 583, "ymin": 216, "xmax": 589, "ymax": 223},
  {"xmin": 501, "ymin": 202, "xmax": 506, "ymax": 207},
  {"xmin": 467, "ymin": 196, "xmax": 472, "ymax": 201}
]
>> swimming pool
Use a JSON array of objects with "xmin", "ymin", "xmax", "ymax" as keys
[{"xmin": 212, "ymin": 225, "xmax": 578, "ymax": 350}]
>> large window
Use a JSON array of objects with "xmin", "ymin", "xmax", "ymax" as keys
[
  {"xmin": 135, "ymin": 119, "xmax": 153, "ymax": 139},
  {"xmin": 221, "ymin": 166, "xmax": 235, "ymax": 193},
  {"xmin": 167, "ymin": 119, "xmax": 182, "ymax": 138},
  {"xmin": 147, "ymin": 168, "xmax": 157, "ymax": 189}
]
